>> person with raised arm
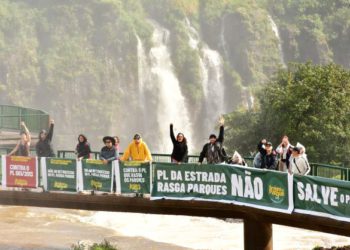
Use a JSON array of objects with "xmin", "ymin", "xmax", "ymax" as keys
[
  {"xmin": 198, "ymin": 116, "xmax": 226, "ymax": 164},
  {"xmin": 257, "ymin": 139, "xmax": 277, "ymax": 170},
  {"xmin": 170, "ymin": 123, "xmax": 188, "ymax": 163},
  {"xmin": 8, "ymin": 121, "xmax": 31, "ymax": 156},
  {"xmin": 36, "ymin": 119, "xmax": 55, "ymax": 157},
  {"xmin": 276, "ymin": 135, "xmax": 292, "ymax": 172}
]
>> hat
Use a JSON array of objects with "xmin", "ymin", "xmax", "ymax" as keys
[
  {"xmin": 103, "ymin": 136, "xmax": 116, "ymax": 145},
  {"xmin": 133, "ymin": 134, "xmax": 141, "ymax": 140},
  {"xmin": 292, "ymin": 146, "xmax": 301, "ymax": 153},
  {"xmin": 209, "ymin": 134, "xmax": 217, "ymax": 139},
  {"xmin": 266, "ymin": 141, "xmax": 272, "ymax": 146}
]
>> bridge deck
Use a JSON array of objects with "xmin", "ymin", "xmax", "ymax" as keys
[{"xmin": 0, "ymin": 190, "xmax": 349, "ymax": 238}]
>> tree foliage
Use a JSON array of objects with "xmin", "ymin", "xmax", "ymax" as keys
[{"xmin": 225, "ymin": 63, "xmax": 350, "ymax": 164}]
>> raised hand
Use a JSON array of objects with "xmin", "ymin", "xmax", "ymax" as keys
[{"xmin": 219, "ymin": 116, "xmax": 225, "ymax": 126}]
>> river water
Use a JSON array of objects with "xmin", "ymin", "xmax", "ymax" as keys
[{"xmin": 0, "ymin": 206, "xmax": 349, "ymax": 250}]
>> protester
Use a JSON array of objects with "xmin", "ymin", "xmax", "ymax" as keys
[
  {"xmin": 276, "ymin": 135, "xmax": 292, "ymax": 172},
  {"xmin": 8, "ymin": 121, "xmax": 31, "ymax": 156},
  {"xmin": 253, "ymin": 152, "xmax": 262, "ymax": 168},
  {"xmin": 257, "ymin": 139, "xmax": 277, "ymax": 170},
  {"xmin": 100, "ymin": 136, "xmax": 118, "ymax": 164},
  {"xmin": 198, "ymin": 117, "xmax": 225, "ymax": 164},
  {"xmin": 289, "ymin": 146, "xmax": 310, "ymax": 175},
  {"xmin": 114, "ymin": 136, "xmax": 120, "ymax": 152},
  {"xmin": 170, "ymin": 123, "xmax": 188, "ymax": 163},
  {"xmin": 120, "ymin": 134, "xmax": 152, "ymax": 162},
  {"xmin": 228, "ymin": 151, "xmax": 247, "ymax": 166},
  {"xmin": 36, "ymin": 119, "xmax": 55, "ymax": 157},
  {"xmin": 296, "ymin": 142, "xmax": 307, "ymax": 160},
  {"xmin": 75, "ymin": 134, "xmax": 91, "ymax": 160}
]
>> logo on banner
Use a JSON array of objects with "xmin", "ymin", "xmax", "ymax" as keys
[{"xmin": 267, "ymin": 178, "xmax": 286, "ymax": 204}]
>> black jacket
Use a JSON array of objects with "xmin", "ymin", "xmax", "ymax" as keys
[
  {"xmin": 76, "ymin": 135, "xmax": 91, "ymax": 159},
  {"xmin": 170, "ymin": 124, "xmax": 188, "ymax": 162},
  {"xmin": 257, "ymin": 142, "xmax": 277, "ymax": 170},
  {"xmin": 199, "ymin": 125, "xmax": 224, "ymax": 164},
  {"xmin": 36, "ymin": 124, "xmax": 55, "ymax": 157}
]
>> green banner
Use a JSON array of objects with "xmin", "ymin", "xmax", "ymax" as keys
[
  {"xmin": 82, "ymin": 159, "xmax": 113, "ymax": 192},
  {"xmin": 294, "ymin": 175, "xmax": 350, "ymax": 221},
  {"xmin": 116, "ymin": 161, "xmax": 151, "ymax": 194},
  {"xmin": 151, "ymin": 163, "xmax": 293, "ymax": 213},
  {"xmin": 44, "ymin": 158, "xmax": 77, "ymax": 192}
]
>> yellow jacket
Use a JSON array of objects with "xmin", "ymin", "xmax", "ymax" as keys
[{"xmin": 121, "ymin": 139, "xmax": 152, "ymax": 162}]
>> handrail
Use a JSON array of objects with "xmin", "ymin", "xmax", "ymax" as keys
[{"xmin": 56, "ymin": 150, "xmax": 350, "ymax": 181}]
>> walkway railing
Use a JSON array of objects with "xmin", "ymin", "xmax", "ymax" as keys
[
  {"xmin": 0, "ymin": 105, "xmax": 49, "ymax": 132},
  {"xmin": 56, "ymin": 150, "xmax": 350, "ymax": 181}
]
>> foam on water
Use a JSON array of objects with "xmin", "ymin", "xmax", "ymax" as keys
[
  {"xmin": 81, "ymin": 212, "xmax": 243, "ymax": 249},
  {"xmin": 80, "ymin": 211, "xmax": 350, "ymax": 250}
]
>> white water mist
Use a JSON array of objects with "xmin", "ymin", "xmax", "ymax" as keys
[{"xmin": 268, "ymin": 15, "xmax": 286, "ymax": 67}]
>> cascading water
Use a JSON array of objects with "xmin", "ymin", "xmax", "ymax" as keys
[
  {"xmin": 184, "ymin": 18, "xmax": 226, "ymax": 134},
  {"xmin": 220, "ymin": 15, "xmax": 230, "ymax": 60},
  {"xmin": 241, "ymin": 87, "xmax": 254, "ymax": 110},
  {"xmin": 136, "ymin": 35, "xmax": 147, "ymax": 105},
  {"xmin": 136, "ymin": 34, "xmax": 151, "ymax": 130},
  {"xmin": 268, "ymin": 15, "xmax": 286, "ymax": 67},
  {"xmin": 148, "ymin": 21, "xmax": 193, "ymax": 153}
]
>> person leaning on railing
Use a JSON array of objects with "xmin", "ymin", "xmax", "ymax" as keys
[
  {"xmin": 100, "ymin": 136, "xmax": 118, "ymax": 164},
  {"xmin": 75, "ymin": 134, "xmax": 91, "ymax": 160},
  {"xmin": 8, "ymin": 121, "xmax": 31, "ymax": 156},
  {"xmin": 120, "ymin": 134, "xmax": 152, "ymax": 162},
  {"xmin": 36, "ymin": 119, "xmax": 55, "ymax": 157}
]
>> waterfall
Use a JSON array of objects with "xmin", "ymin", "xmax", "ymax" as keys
[
  {"xmin": 136, "ymin": 35, "xmax": 148, "ymax": 110},
  {"xmin": 184, "ymin": 18, "xmax": 226, "ymax": 134},
  {"xmin": 241, "ymin": 87, "xmax": 254, "ymax": 110},
  {"xmin": 268, "ymin": 15, "xmax": 286, "ymax": 67},
  {"xmin": 201, "ymin": 47, "xmax": 225, "ymax": 116},
  {"xmin": 148, "ymin": 21, "xmax": 193, "ymax": 153},
  {"xmin": 220, "ymin": 15, "xmax": 230, "ymax": 60}
]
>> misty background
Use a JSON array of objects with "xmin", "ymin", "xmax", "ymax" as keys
[{"xmin": 0, "ymin": 0, "xmax": 349, "ymax": 154}]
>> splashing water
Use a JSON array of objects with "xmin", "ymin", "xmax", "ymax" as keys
[
  {"xmin": 148, "ymin": 21, "xmax": 193, "ymax": 153},
  {"xmin": 184, "ymin": 18, "xmax": 226, "ymax": 135}
]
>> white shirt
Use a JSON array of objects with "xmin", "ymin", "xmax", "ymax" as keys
[{"xmin": 290, "ymin": 155, "xmax": 310, "ymax": 175}]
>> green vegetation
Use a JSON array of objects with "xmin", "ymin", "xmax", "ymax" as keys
[
  {"xmin": 0, "ymin": 0, "xmax": 349, "ymax": 153},
  {"xmin": 263, "ymin": 0, "xmax": 350, "ymax": 66},
  {"xmin": 225, "ymin": 63, "xmax": 350, "ymax": 164},
  {"xmin": 72, "ymin": 240, "xmax": 118, "ymax": 250}
]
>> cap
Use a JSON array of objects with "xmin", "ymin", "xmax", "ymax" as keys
[{"xmin": 266, "ymin": 141, "xmax": 272, "ymax": 146}]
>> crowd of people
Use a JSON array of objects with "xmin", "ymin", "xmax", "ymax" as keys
[
  {"xmin": 7, "ymin": 118, "xmax": 310, "ymax": 175},
  {"xmin": 254, "ymin": 136, "xmax": 310, "ymax": 175}
]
